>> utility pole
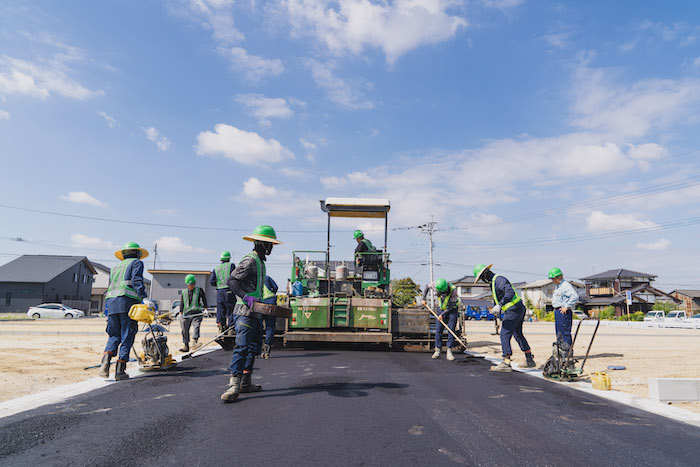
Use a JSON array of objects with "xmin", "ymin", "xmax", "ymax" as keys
[
  {"xmin": 424, "ymin": 217, "xmax": 437, "ymax": 309},
  {"xmin": 153, "ymin": 243, "xmax": 158, "ymax": 270}
]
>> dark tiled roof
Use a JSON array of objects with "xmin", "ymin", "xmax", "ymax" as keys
[
  {"xmin": 0, "ymin": 255, "xmax": 96, "ymax": 283},
  {"xmin": 451, "ymin": 275, "xmax": 490, "ymax": 286},
  {"xmin": 581, "ymin": 268, "xmax": 656, "ymax": 281},
  {"xmin": 90, "ymin": 262, "xmax": 111, "ymax": 273},
  {"xmin": 672, "ymin": 289, "xmax": 700, "ymax": 298}
]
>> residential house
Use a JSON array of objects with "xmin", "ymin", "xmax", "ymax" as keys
[
  {"xmin": 0, "ymin": 255, "xmax": 96, "ymax": 313},
  {"xmin": 520, "ymin": 279, "xmax": 586, "ymax": 311},
  {"xmin": 89, "ymin": 262, "xmax": 151, "ymax": 316},
  {"xmin": 669, "ymin": 290, "xmax": 700, "ymax": 315},
  {"xmin": 149, "ymin": 270, "xmax": 216, "ymax": 312},
  {"xmin": 580, "ymin": 268, "xmax": 680, "ymax": 316}
]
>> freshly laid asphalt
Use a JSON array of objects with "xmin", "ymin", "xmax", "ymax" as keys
[{"xmin": 0, "ymin": 349, "xmax": 698, "ymax": 466}]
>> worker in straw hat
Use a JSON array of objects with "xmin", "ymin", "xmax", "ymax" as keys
[
  {"xmin": 221, "ymin": 225, "xmax": 283, "ymax": 403},
  {"xmin": 99, "ymin": 242, "xmax": 149, "ymax": 381},
  {"xmin": 473, "ymin": 263, "xmax": 536, "ymax": 372}
]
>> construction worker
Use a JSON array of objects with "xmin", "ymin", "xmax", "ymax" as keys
[
  {"xmin": 221, "ymin": 225, "xmax": 283, "ymax": 403},
  {"xmin": 260, "ymin": 276, "xmax": 278, "ymax": 359},
  {"xmin": 179, "ymin": 274, "xmax": 207, "ymax": 352},
  {"xmin": 474, "ymin": 264, "xmax": 536, "ymax": 372},
  {"xmin": 549, "ymin": 267, "xmax": 579, "ymax": 348},
  {"xmin": 354, "ymin": 229, "xmax": 376, "ymax": 268},
  {"xmin": 423, "ymin": 278, "xmax": 465, "ymax": 361},
  {"xmin": 210, "ymin": 251, "xmax": 236, "ymax": 333},
  {"xmin": 99, "ymin": 242, "xmax": 148, "ymax": 381}
]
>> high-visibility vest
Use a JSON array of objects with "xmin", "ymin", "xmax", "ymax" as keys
[
  {"xmin": 105, "ymin": 258, "xmax": 140, "ymax": 300},
  {"xmin": 240, "ymin": 252, "xmax": 266, "ymax": 300},
  {"xmin": 362, "ymin": 239, "xmax": 376, "ymax": 251},
  {"xmin": 491, "ymin": 275, "xmax": 522, "ymax": 311},
  {"xmin": 438, "ymin": 284, "xmax": 456, "ymax": 311},
  {"xmin": 182, "ymin": 287, "xmax": 203, "ymax": 314},
  {"xmin": 214, "ymin": 262, "xmax": 231, "ymax": 289}
]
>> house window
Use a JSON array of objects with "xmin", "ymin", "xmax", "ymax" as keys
[
  {"xmin": 461, "ymin": 287, "xmax": 472, "ymax": 294},
  {"xmin": 73, "ymin": 273, "xmax": 78, "ymax": 282},
  {"xmin": 90, "ymin": 300, "xmax": 99, "ymax": 308},
  {"xmin": 5, "ymin": 293, "xmax": 10, "ymax": 306}
]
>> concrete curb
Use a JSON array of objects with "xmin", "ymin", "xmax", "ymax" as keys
[{"xmin": 464, "ymin": 350, "xmax": 700, "ymax": 428}]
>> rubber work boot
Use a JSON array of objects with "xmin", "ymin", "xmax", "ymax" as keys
[
  {"xmin": 490, "ymin": 359, "xmax": 512, "ymax": 372},
  {"xmin": 431, "ymin": 348, "xmax": 441, "ymax": 359},
  {"xmin": 179, "ymin": 343, "xmax": 189, "ymax": 353},
  {"xmin": 98, "ymin": 352, "xmax": 112, "ymax": 378},
  {"xmin": 115, "ymin": 360, "xmax": 130, "ymax": 381},
  {"xmin": 525, "ymin": 352, "xmax": 536, "ymax": 368},
  {"xmin": 446, "ymin": 348, "xmax": 456, "ymax": 361},
  {"xmin": 262, "ymin": 343, "xmax": 271, "ymax": 359},
  {"xmin": 192, "ymin": 339, "xmax": 201, "ymax": 350},
  {"xmin": 221, "ymin": 374, "xmax": 242, "ymax": 402},
  {"xmin": 240, "ymin": 372, "xmax": 262, "ymax": 393}
]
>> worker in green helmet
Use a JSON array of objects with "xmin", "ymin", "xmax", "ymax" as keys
[
  {"xmin": 221, "ymin": 225, "xmax": 283, "ymax": 403},
  {"xmin": 179, "ymin": 274, "xmax": 208, "ymax": 353},
  {"xmin": 423, "ymin": 278, "xmax": 465, "ymax": 361},
  {"xmin": 210, "ymin": 251, "xmax": 237, "ymax": 333},
  {"xmin": 354, "ymin": 230, "xmax": 376, "ymax": 268},
  {"xmin": 549, "ymin": 267, "xmax": 579, "ymax": 349},
  {"xmin": 474, "ymin": 264, "xmax": 535, "ymax": 372},
  {"xmin": 100, "ymin": 242, "xmax": 149, "ymax": 381}
]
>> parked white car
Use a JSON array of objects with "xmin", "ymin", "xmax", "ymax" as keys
[
  {"xmin": 644, "ymin": 311, "xmax": 665, "ymax": 322},
  {"xmin": 573, "ymin": 310, "xmax": 589, "ymax": 320},
  {"xmin": 27, "ymin": 303, "xmax": 85, "ymax": 319},
  {"xmin": 665, "ymin": 310, "xmax": 688, "ymax": 321}
]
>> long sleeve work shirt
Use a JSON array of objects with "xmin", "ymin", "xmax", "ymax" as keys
[
  {"xmin": 227, "ymin": 255, "xmax": 264, "ymax": 317},
  {"xmin": 552, "ymin": 280, "xmax": 579, "ymax": 309},
  {"xmin": 423, "ymin": 282, "xmax": 465, "ymax": 312},
  {"xmin": 179, "ymin": 286, "xmax": 208, "ymax": 316},
  {"xmin": 105, "ymin": 259, "xmax": 146, "ymax": 315},
  {"xmin": 492, "ymin": 276, "xmax": 517, "ymax": 307},
  {"xmin": 210, "ymin": 262, "xmax": 236, "ymax": 288}
]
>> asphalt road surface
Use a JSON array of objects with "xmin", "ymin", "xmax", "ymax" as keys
[{"xmin": 1, "ymin": 349, "xmax": 698, "ymax": 466}]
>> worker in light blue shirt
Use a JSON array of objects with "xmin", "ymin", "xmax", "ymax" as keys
[{"xmin": 549, "ymin": 267, "xmax": 579, "ymax": 347}]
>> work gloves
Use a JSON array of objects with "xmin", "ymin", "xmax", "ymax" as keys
[
  {"xmin": 492, "ymin": 304, "xmax": 502, "ymax": 315},
  {"xmin": 243, "ymin": 294, "xmax": 259, "ymax": 309}
]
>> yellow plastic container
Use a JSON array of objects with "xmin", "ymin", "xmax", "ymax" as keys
[
  {"xmin": 128, "ymin": 304, "xmax": 155, "ymax": 324},
  {"xmin": 591, "ymin": 372, "xmax": 612, "ymax": 390}
]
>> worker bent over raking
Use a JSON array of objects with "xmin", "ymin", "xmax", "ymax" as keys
[
  {"xmin": 423, "ymin": 278, "xmax": 465, "ymax": 361},
  {"xmin": 259, "ymin": 276, "xmax": 278, "ymax": 359},
  {"xmin": 210, "ymin": 251, "xmax": 237, "ymax": 334},
  {"xmin": 221, "ymin": 225, "xmax": 283, "ymax": 403},
  {"xmin": 474, "ymin": 264, "xmax": 536, "ymax": 372},
  {"xmin": 179, "ymin": 274, "xmax": 207, "ymax": 353},
  {"xmin": 99, "ymin": 242, "xmax": 149, "ymax": 381},
  {"xmin": 549, "ymin": 267, "xmax": 579, "ymax": 351}
]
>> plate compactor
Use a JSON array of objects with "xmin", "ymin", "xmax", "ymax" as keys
[
  {"xmin": 128, "ymin": 301, "xmax": 176, "ymax": 372},
  {"xmin": 543, "ymin": 318, "xmax": 601, "ymax": 381}
]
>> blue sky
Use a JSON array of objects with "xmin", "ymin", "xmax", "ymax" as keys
[{"xmin": 1, "ymin": 0, "xmax": 700, "ymax": 291}]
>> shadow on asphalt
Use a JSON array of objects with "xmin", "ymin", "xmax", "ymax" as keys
[
  {"xmin": 241, "ymin": 379, "xmax": 410, "ymax": 401},
  {"xmin": 466, "ymin": 340, "xmax": 500, "ymax": 348},
  {"xmin": 265, "ymin": 352, "xmax": 337, "ymax": 359}
]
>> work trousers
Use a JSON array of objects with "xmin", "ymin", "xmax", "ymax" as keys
[
  {"xmin": 180, "ymin": 314, "xmax": 203, "ymax": 343},
  {"xmin": 215, "ymin": 289, "xmax": 236, "ymax": 328},
  {"xmin": 554, "ymin": 307, "xmax": 573, "ymax": 346},
  {"xmin": 104, "ymin": 312, "xmax": 139, "ymax": 361},
  {"xmin": 500, "ymin": 302, "xmax": 531, "ymax": 357},
  {"xmin": 263, "ymin": 315, "xmax": 276, "ymax": 347},
  {"xmin": 229, "ymin": 314, "xmax": 263, "ymax": 375},
  {"xmin": 435, "ymin": 309, "xmax": 459, "ymax": 349}
]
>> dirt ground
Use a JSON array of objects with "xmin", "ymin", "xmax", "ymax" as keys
[{"xmin": 0, "ymin": 318, "xmax": 698, "ymax": 413}]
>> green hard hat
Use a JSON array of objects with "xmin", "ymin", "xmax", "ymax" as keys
[
  {"xmin": 473, "ymin": 263, "xmax": 492, "ymax": 283},
  {"xmin": 243, "ymin": 225, "xmax": 283, "ymax": 244},
  {"xmin": 353, "ymin": 230, "xmax": 364, "ymax": 239},
  {"xmin": 220, "ymin": 251, "xmax": 231, "ymax": 261},
  {"xmin": 548, "ymin": 267, "xmax": 563, "ymax": 279},
  {"xmin": 435, "ymin": 278, "xmax": 449, "ymax": 293},
  {"xmin": 185, "ymin": 274, "xmax": 196, "ymax": 285}
]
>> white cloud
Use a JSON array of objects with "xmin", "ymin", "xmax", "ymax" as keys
[
  {"xmin": 470, "ymin": 213, "xmax": 502, "ymax": 226},
  {"xmin": 585, "ymin": 211, "xmax": 657, "ymax": 233},
  {"xmin": 306, "ymin": 59, "xmax": 374, "ymax": 109},
  {"xmin": 321, "ymin": 171, "xmax": 377, "ymax": 188},
  {"xmin": 155, "ymin": 236, "xmax": 207, "ymax": 253},
  {"xmin": 236, "ymin": 93, "xmax": 298, "ymax": 125},
  {"xmin": 0, "ymin": 109, "xmax": 8, "ymax": 120},
  {"xmin": 300, "ymin": 138, "xmax": 317, "ymax": 150},
  {"xmin": 98, "ymin": 111, "xmax": 116, "ymax": 128},
  {"xmin": 570, "ymin": 65, "xmax": 700, "ymax": 138},
  {"xmin": 186, "ymin": 0, "xmax": 243, "ymax": 44},
  {"xmin": 0, "ymin": 54, "xmax": 102, "ymax": 100},
  {"xmin": 224, "ymin": 47, "xmax": 284, "ymax": 82},
  {"xmin": 60, "ymin": 191, "xmax": 106, "ymax": 208},
  {"xmin": 69, "ymin": 233, "xmax": 115, "ymax": 250},
  {"xmin": 283, "ymin": 0, "xmax": 468, "ymax": 63},
  {"xmin": 636, "ymin": 238, "xmax": 670, "ymax": 251},
  {"xmin": 242, "ymin": 177, "xmax": 279, "ymax": 199},
  {"xmin": 196, "ymin": 123, "xmax": 294, "ymax": 165},
  {"xmin": 543, "ymin": 32, "xmax": 570, "ymax": 50},
  {"xmin": 143, "ymin": 126, "xmax": 171, "ymax": 151}
]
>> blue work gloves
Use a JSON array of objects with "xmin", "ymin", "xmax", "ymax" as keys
[{"xmin": 242, "ymin": 294, "xmax": 259, "ymax": 309}]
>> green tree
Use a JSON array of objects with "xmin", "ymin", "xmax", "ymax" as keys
[
  {"xmin": 599, "ymin": 306, "xmax": 616, "ymax": 320},
  {"xmin": 390, "ymin": 278, "xmax": 422, "ymax": 307},
  {"xmin": 652, "ymin": 301, "xmax": 676, "ymax": 314}
]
